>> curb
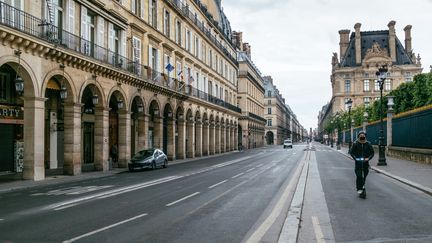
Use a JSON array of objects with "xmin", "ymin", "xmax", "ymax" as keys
[{"xmin": 330, "ymin": 146, "xmax": 432, "ymax": 197}]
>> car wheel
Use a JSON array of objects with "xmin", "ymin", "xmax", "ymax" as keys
[
  {"xmin": 163, "ymin": 159, "xmax": 168, "ymax": 168},
  {"xmin": 151, "ymin": 161, "xmax": 157, "ymax": 170}
]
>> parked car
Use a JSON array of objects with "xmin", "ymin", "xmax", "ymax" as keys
[
  {"xmin": 283, "ymin": 139, "xmax": 293, "ymax": 148},
  {"xmin": 128, "ymin": 149, "xmax": 168, "ymax": 172}
]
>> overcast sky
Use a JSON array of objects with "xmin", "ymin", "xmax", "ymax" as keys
[{"xmin": 223, "ymin": 0, "xmax": 432, "ymax": 131}]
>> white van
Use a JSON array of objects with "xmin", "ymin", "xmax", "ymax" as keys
[{"xmin": 283, "ymin": 139, "xmax": 293, "ymax": 148}]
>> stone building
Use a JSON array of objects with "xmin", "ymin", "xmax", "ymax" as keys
[
  {"xmin": 233, "ymin": 31, "xmax": 266, "ymax": 150},
  {"xmin": 0, "ymin": 0, "xmax": 240, "ymax": 180},
  {"xmin": 331, "ymin": 21, "xmax": 422, "ymax": 114},
  {"xmin": 263, "ymin": 76, "xmax": 303, "ymax": 145}
]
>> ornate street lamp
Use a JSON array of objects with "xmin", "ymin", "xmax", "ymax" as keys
[
  {"xmin": 14, "ymin": 50, "xmax": 24, "ymax": 95},
  {"xmin": 117, "ymin": 98, "xmax": 124, "ymax": 109},
  {"xmin": 346, "ymin": 98, "xmax": 353, "ymax": 149},
  {"xmin": 376, "ymin": 66, "xmax": 388, "ymax": 165},
  {"xmin": 137, "ymin": 103, "xmax": 144, "ymax": 113},
  {"xmin": 92, "ymin": 93, "xmax": 99, "ymax": 106}
]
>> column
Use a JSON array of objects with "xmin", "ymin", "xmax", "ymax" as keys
[
  {"xmin": 234, "ymin": 126, "xmax": 238, "ymax": 151},
  {"xmin": 94, "ymin": 107, "xmax": 109, "ymax": 171},
  {"xmin": 215, "ymin": 123, "xmax": 220, "ymax": 154},
  {"xmin": 195, "ymin": 119, "xmax": 202, "ymax": 157},
  {"xmin": 202, "ymin": 121, "xmax": 209, "ymax": 156},
  {"xmin": 167, "ymin": 119, "xmax": 176, "ymax": 160},
  {"xmin": 23, "ymin": 97, "xmax": 46, "ymax": 180},
  {"xmin": 118, "ymin": 110, "xmax": 131, "ymax": 168},
  {"xmin": 387, "ymin": 108, "xmax": 394, "ymax": 149},
  {"xmin": 177, "ymin": 119, "xmax": 186, "ymax": 159},
  {"xmin": 231, "ymin": 126, "xmax": 235, "ymax": 151},
  {"xmin": 209, "ymin": 122, "xmax": 215, "ymax": 155},
  {"xmin": 186, "ymin": 120, "xmax": 195, "ymax": 158},
  {"xmin": 63, "ymin": 102, "xmax": 82, "ymax": 175},
  {"xmin": 138, "ymin": 114, "xmax": 149, "ymax": 151},
  {"xmin": 225, "ymin": 125, "xmax": 230, "ymax": 152},
  {"xmin": 221, "ymin": 124, "xmax": 226, "ymax": 153},
  {"xmin": 153, "ymin": 116, "xmax": 163, "ymax": 149}
]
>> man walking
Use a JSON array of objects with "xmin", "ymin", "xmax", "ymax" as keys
[{"xmin": 349, "ymin": 131, "xmax": 374, "ymax": 199}]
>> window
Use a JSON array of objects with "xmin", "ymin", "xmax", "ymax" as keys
[
  {"xmin": 176, "ymin": 61, "xmax": 182, "ymax": 80},
  {"xmin": 0, "ymin": 72, "xmax": 11, "ymax": 102},
  {"xmin": 267, "ymin": 119, "xmax": 272, "ymax": 126},
  {"xmin": 345, "ymin": 80, "xmax": 351, "ymax": 93},
  {"xmin": 364, "ymin": 97, "xmax": 370, "ymax": 107},
  {"xmin": 405, "ymin": 77, "xmax": 413, "ymax": 82},
  {"xmin": 52, "ymin": 0, "xmax": 64, "ymax": 30},
  {"xmin": 194, "ymin": 36, "xmax": 199, "ymax": 57},
  {"xmin": 209, "ymin": 49, "xmax": 213, "ymax": 67},
  {"xmin": 175, "ymin": 20, "xmax": 181, "ymax": 45},
  {"xmin": 404, "ymin": 72, "xmax": 412, "ymax": 77},
  {"xmin": 149, "ymin": 0, "xmax": 157, "ymax": 28},
  {"xmin": 208, "ymin": 81, "xmax": 212, "ymax": 95},
  {"xmin": 215, "ymin": 84, "xmax": 218, "ymax": 97},
  {"xmin": 267, "ymin": 91, "xmax": 272, "ymax": 97},
  {"xmin": 131, "ymin": 0, "xmax": 143, "ymax": 18},
  {"xmin": 385, "ymin": 79, "xmax": 391, "ymax": 91},
  {"xmin": 363, "ymin": 80, "xmax": 370, "ymax": 91},
  {"xmin": 132, "ymin": 36, "xmax": 142, "ymax": 74},
  {"xmin": 186, "ymin": 30, "xmax": 191, "ymax": 52},
  {"xmin": 220, "ymin": 87, "xmax": 223, "ymax": 99},
  {"xmin": 268, "ymin": 108, "xmax": 272, "ymax": 114},
  {"xmin": 268, "ymin": 100, "xmax": 271, "ymax": 105},
  {"xmin": 163, "ymin": 10, "xmax": 170, "ymax": 37},
  {"xmin": 374, "ymin": 80, "xmax": 380, "ymax": 91},
  {"xmin": 364, "ymin": 73, "xmax": 369, "ymax": 78}
]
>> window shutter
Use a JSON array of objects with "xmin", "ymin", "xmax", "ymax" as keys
[
  {"xmin": 97, "ymin": 16, "xmax": 104, "ymax": 47},
  {"xmin": 120, "ymin": 30, "xmax": 126, "ymax": 57},
  {"xmin": 131, "ymin": 0, "xmax": 136, "ymax": 14},
  {"xmin": 80, "ymin": 5, "xmax": 88, "ymax": 39},
  {"xmin": 148, "ymin": 0, "xmax": 153, "ymax": 26},
  {"xmin": 148, "ymin": 44, "xmax": 153, "ymax": 68},
  {"xmin": 67, "ymin": 0, "xmax": 75, "ymax": 33},
  {"xmin": 163, "ymin": 54, "xmax": 168, "ymax": 74},
  {"xmin": 156, "ymin": 49, "xmax": 161, "ymax": 72},
  {"xmin": 140, "ymin": 0, "xmax": 145, "ymax": 19}
]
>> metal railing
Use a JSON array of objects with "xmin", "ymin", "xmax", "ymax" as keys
[
  {"xmin": 248, "ymin": 112, "xmax": 266, "ymax": 122},
  {"xmin": 0, "ymin": 1, "xmax": 241, "ymax": 114}
]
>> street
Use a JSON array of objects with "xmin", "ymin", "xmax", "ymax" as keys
[
  {"xmin": 1, "ymin": 143, "xmax": 432, "ymax": 242},
  {"xmin": 0, "ymin": 145, "xmax": 305, "ymax": 242}
]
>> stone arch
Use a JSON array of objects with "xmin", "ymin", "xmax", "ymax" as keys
[
  {"xmin": 107, "ymin": 86, "xmax": 128, "ymax": 112},
  {"xmin": 129, "ymin": 92, "xmax": 146, "ymax": 113},
  {"xmin": 41, "ymin": 67, "xmax": 78, "ymax": 104},
  {"xmin": 0, "ymin": 55, "xmax": 39, "ymax": 98},
  {"xmin": 78, "ymin": 80, "xmax": 106, "ymax": 108}
]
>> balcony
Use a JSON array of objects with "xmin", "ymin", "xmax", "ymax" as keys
[
  {"xmin": 164, "ymin": 0, "xmax": 237, "ymax": 65},
  {"xmin": 0, "ymin": 1, "xmax": 241, "ymax": 114}
]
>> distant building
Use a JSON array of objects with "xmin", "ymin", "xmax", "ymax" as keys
[{"xmin": 330, "ymin": 21, "xmax": 422, "ymax": 114}]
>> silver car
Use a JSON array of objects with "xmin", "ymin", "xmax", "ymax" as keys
[{"xmin": 128, "ymin": 149, "xmax": 168, "ymax": 172}]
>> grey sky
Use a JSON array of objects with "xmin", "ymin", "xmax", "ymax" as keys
[{"xmin": 223, "ymin": 0, "xmax": 432, "ymax": 131}]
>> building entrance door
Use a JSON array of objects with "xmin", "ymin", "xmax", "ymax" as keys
[
  {"xmin": 0, "ymin": 124, "xmax": 14, "ymax": 172},
  {"xmin": 83, "ymin": 122, "xmax": 94, "ymax": 164}
]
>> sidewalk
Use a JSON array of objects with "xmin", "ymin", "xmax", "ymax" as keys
[
  {"xmin": 330, "ymin": 144, "xmax": 432, "ymax": 196},
  {"xmin": 0, "ymin": 150, "xmax": 240, "ymax": 194}
]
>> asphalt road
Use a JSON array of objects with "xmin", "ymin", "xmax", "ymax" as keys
[
  {"xmin": 299, "ymin": 143, "xmax": 432, "ymax": 243},
  {"xmin": 0, "ymin": 145, "xmax": 306, "ymax": 242}
]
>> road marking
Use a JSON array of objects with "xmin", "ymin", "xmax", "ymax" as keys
[
  {"xmin": 32, "ymin": 186, "xmax": 114, "ymax": 196},
  {"xmin": 0, "ymin": 219, "xmax": 4, "ymax": 221},
  {"xmin": 232, "ymin": 172, "xmax": 244, "ymax": 178},
  {"xmin": 312, "ymin": 216, "xmax": 326, "ymax": 243},
  {"xmin": 208, "ymin": 180, "xmax": 228, "ymax": 189},
  {"xmin": 62, "ymin": 213, "xmax": 148, "ymax": 243},
  {"xmin": 246, "ymin": 168, "xmax": 255, "ymax": 173},
  {"xmin": 166, "ymin": 192, "xmax": 200, "ymax": 207},
  {"xmin": 255, "ymin": 164, "xmax": 263, "ymax": 168}
]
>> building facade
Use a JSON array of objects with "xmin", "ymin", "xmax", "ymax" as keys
[
  {"xmin": 0, "ymin": 0, "xmax": 241, "ymax": 180},
  {"xmin": 330, "ymin": 21, "xmax": 422, "ymax": 114},
  {"xmin": 234, "ymin": 32, "xmax": 266, "ymax": 149}
]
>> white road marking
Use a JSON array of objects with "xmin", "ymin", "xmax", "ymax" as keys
[
  {"xmin": 62, "ymin": 213, "xmax": 148, "ymax": 243},
  {"xmin": 246, "ymin": 168, "xmax": 255, "ymax": 173},
  {"xmin": 0, "ymin": 219, "xmax": 4, "ymax": 221},
  {"xmin": 232, "ymin": 172, "xmax": 244, "ymax": 178},
  {"xmin": 255, "ymin": 164, "xmax": 263, "ymax": 168},
  {"xmin": 208, "ymin": 180, "xmax": 228, "ymax": 189},
  {"xmin": 166, "ymin": 192, "xmax": 200, "ymax": 207},
  {"xmin": 312, "ymin": 216, "xmax": 326, "ymax": 243}
]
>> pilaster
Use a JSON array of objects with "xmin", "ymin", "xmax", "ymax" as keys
[{"xmin": 63, "ymin": 102, "xmax": 82, "ymax": 175}]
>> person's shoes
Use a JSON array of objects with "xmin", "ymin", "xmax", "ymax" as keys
[
  {"xmin": 359, "ymin": 189, "xmax": 366, "ymax": 199},
  {"xmin": 357, "ymin": 190, "xmax": 363, "ymax": 194}
]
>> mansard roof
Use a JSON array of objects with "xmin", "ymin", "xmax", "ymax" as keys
[{"xmin": 340, "ymin": 30, "xmax": 414, "ymax": 67}]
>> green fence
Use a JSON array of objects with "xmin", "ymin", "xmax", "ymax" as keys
[
  {"xmin": 366, "ymin": 122, "xmax": 387, "ymax": 146},
  {"xmin": 392, "ymin": 108, "xmax": 432, "ymax": 149}
]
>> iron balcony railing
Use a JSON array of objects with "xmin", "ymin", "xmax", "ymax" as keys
[
  {"xmin": 0, "ymin": 1, "xmax": 241, "ymax": 114},
  {"xmin": 165, "ymin": 0, "xmax": 237, "ymax": 65},
  {"xmin": 248, "ymin": 112, "xmax": 267, "ymax": 123}
]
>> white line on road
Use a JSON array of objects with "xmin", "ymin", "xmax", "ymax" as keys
[
  {"xmin": 62, "ymin": 213, "xmax": 148, "ymax": 243},
  {"xmin": 232, "ymin": 172, "xmax": 244, "ymax": 178},
  {"xmin": 208, "ymin": 180, "xmax": 228, "ymax": 189},
  {"xmin": 312, "ymin": 216, "xmax": 326, "ymax": 243},
  {"xmin": 166, "ymin": 192, "xmax": 201, "ymax": 207},
  {"xmin": 246, "ymin": 168, "xmax": 255, "ymax": 173},
  {"xmin": 255, "ymin": 164, "xmax": 263, "ymax": 168}
]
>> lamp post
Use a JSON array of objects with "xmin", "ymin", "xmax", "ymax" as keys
[
  {"xmin": 346, "ymin": 98, "xmax": 353, "ymax": 149},
  {"xmin": 375, "ymin": 66, "xmax": 388, "ymax": 166},
  {"xmin": 330, "ymin": 120, "xmax": 334, "ymax": 148}
]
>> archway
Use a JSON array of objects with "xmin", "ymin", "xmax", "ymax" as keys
[
  {"xmin": 148, "ymin": 100, "xmax": 161, "ymax": 149},
  {"xmin": 238, "ymin": 124, "xmax": 243, "ymax": 150},
  {"xmin": 175, "ymin": 106, "xmax": 185, "ymax": 159},
  {"xmin": 185, "ymin": 109, "xmax": 194, "ymax": 158},
  {"xmin": 163, "ymin": 103, "xmax": 174, "ymax": 159},
  {"xmin": 266, "ymin": 131, "xmax": 274, "ymax": 145},
  {"xmin": 130, "ymin": 96, "xmax": 144, "ymax": 156}
]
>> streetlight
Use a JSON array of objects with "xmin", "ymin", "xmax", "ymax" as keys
[
  {"xmin": 346, "ymin": 98, "xmax": 353, "ymax": 149},
  {"xmin": 375, "ymin": 65, "xmax": 388, "ymax": 166}
]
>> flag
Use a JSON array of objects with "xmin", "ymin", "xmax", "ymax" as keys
[
  {"xmin": 165, "ymin": 63, "xmax": 174, "ymax": 72},
  {"xmin": 177, "ymin": 70, "xmax": 183, "ymax": 80},
  {"xmin": 188, "ymin": 75, "xmax": 194, "ymax": 84}
]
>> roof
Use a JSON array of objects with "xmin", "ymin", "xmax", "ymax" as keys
[{"xmin": 340, "ymin": 30, "xmax": 414, "ymax": 67}]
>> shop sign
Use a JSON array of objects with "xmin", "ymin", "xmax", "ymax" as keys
[{"xmin": 0, "ymin": 105, "xmax": 23, "ymax": 120}]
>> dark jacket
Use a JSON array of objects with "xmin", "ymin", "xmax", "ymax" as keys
[{"xmin": 349, "ymin": 140, "xmax": 374, "ymax": 161}]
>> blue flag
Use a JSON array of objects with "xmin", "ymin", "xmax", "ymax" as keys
[{"xmin": 165, "ymin": 63, "xmax": 174, "ymax": 72}]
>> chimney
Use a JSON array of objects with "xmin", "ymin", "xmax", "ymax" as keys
[
  {"xmin": 354, "ymin": 23, "xmax": 361, "ymax": 64},
  {"xmin": 232, "ymin": 31, "xmax": 243, "ymax": 50},
  {"xmin": 243, "ymin": 43, "xmax": 251, "ymax": 59},
  {"xmin": 403, "ymin": 25, "xmax": 412, "ymax": 54},
  {"xmin": 388, "ymin": 20, "xmax": 397, "ymax": 62},
  {"xmin": 338, "ymin": 29, "xmax": 350, "ymax": 61}
]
